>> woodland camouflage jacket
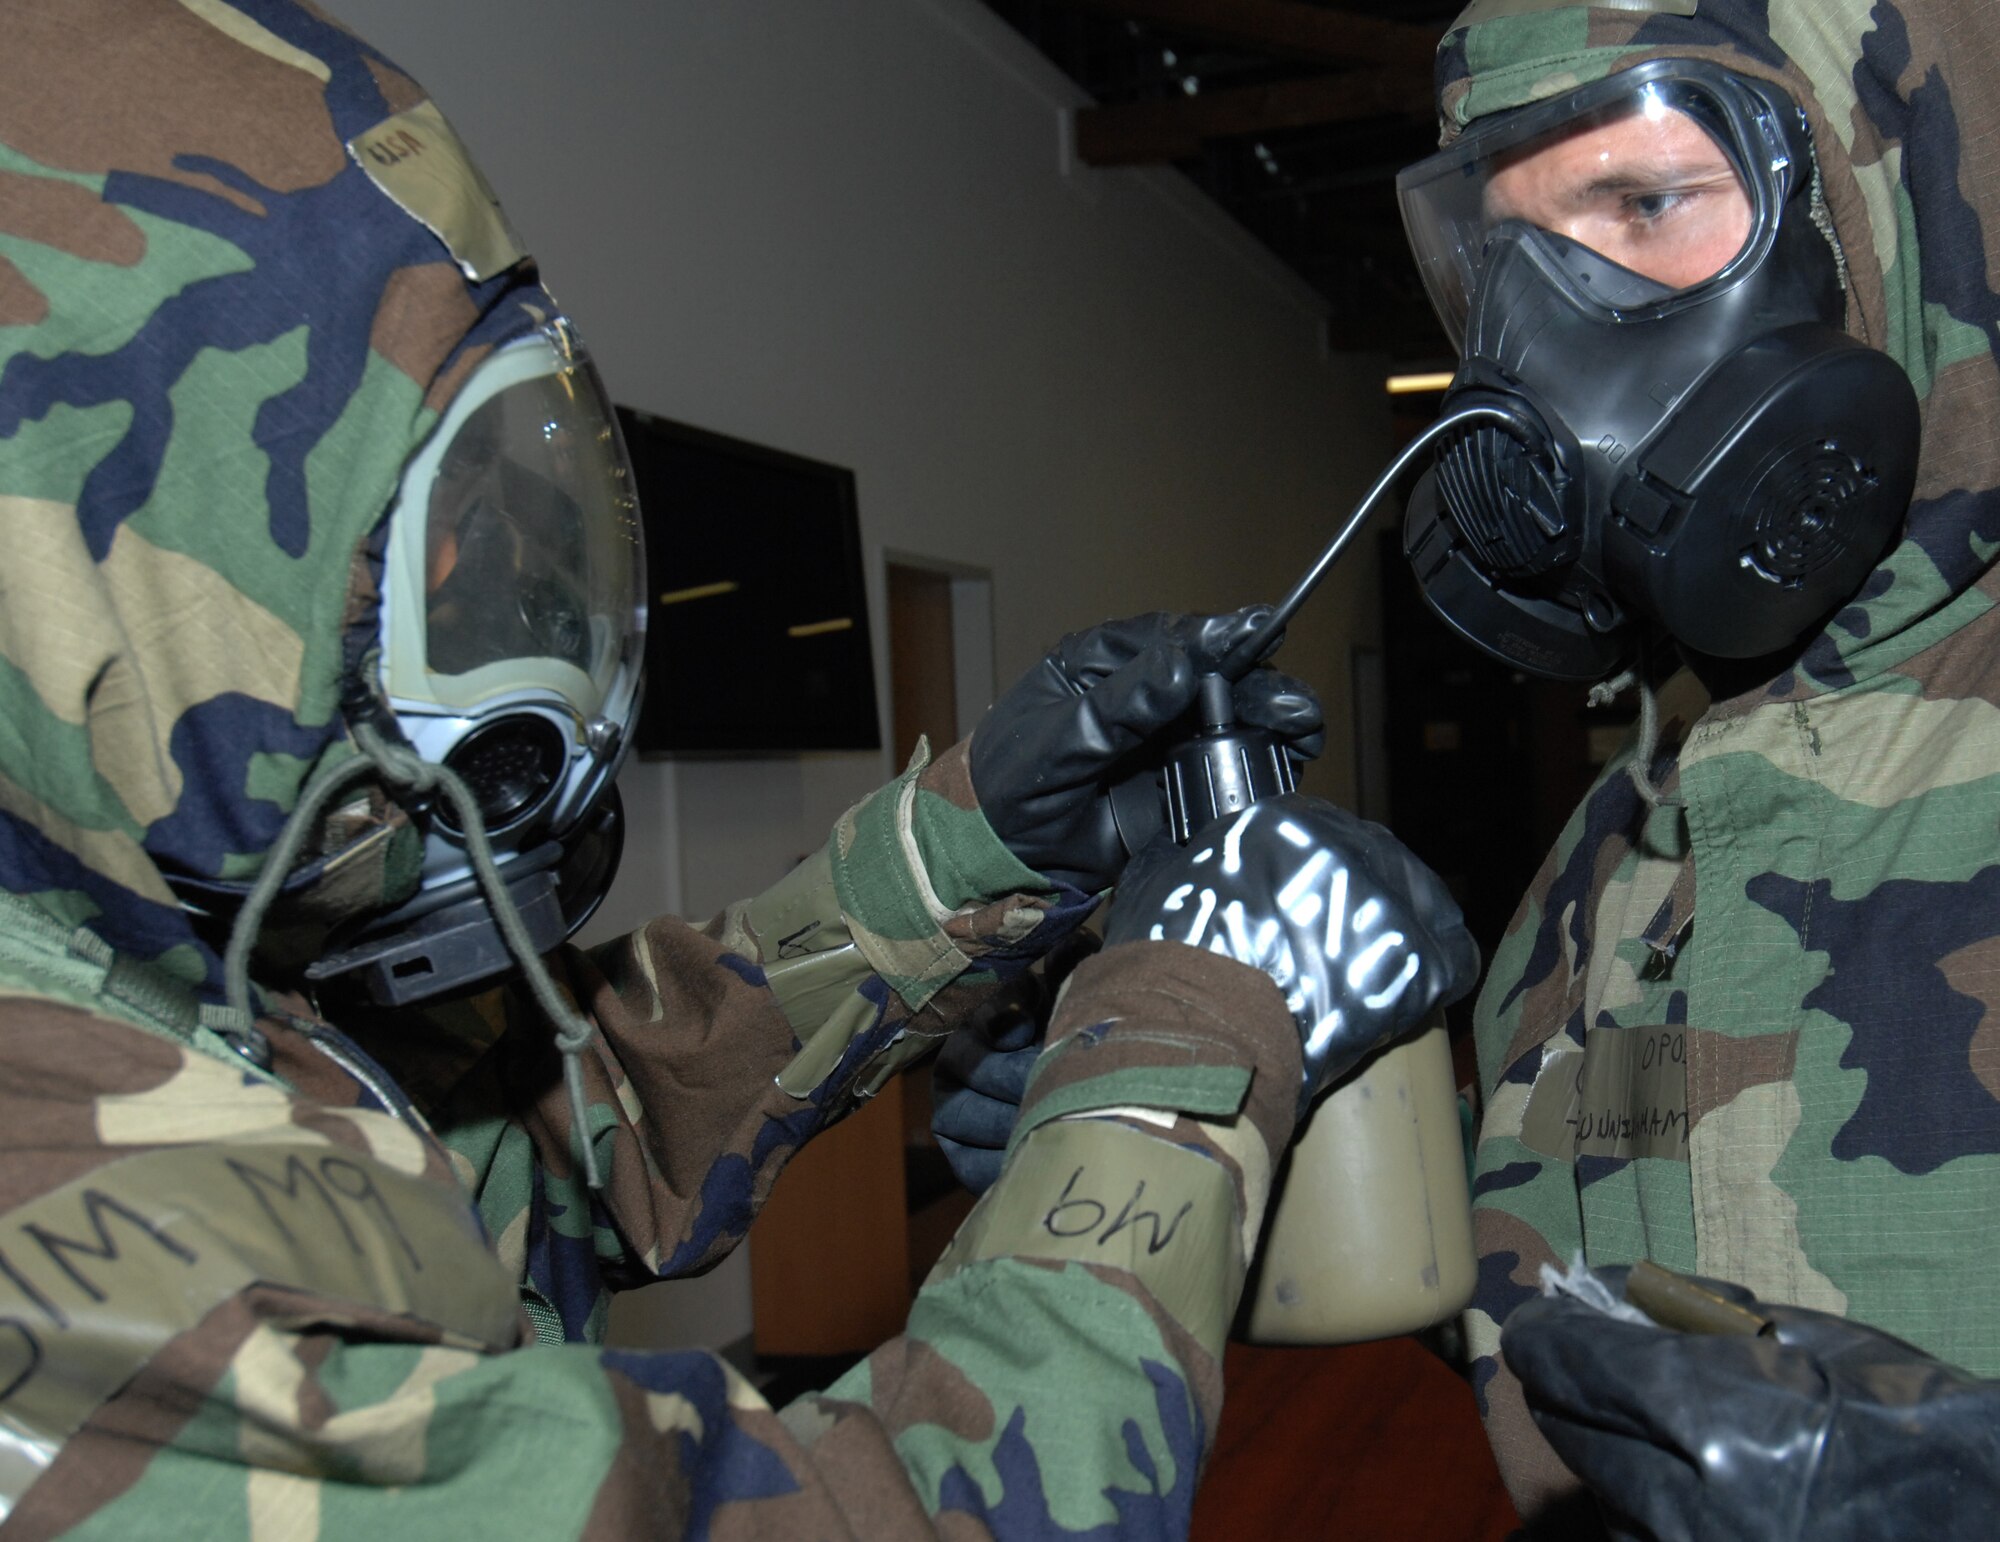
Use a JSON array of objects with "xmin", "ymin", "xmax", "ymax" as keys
[
  {"xmin": 0, "ymin": 3, "xmax": 1303, "ymax": 1536},
  {"xmin": 1441, "ymin": 0, "xmax": 2000, "ymax": 1525}
]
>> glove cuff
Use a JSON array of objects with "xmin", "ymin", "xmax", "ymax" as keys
[
  {"xmin": 910, "ymin": 736, "xmax": 1055, "ymax": 907},
  {"xmin": 827, "ymin": 736, "xmax": 1062, "ymax": 1013}
]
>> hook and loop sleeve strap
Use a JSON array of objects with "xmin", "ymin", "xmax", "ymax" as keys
[
  {"xmin": 741, "ymin": 736, "xmax": 1063, "ymax": 1102},
  {"xmin": 828, "ymin": 737, "xmax": 1053, "ymax": 1014},
  {"xmin": 1008, "ymin": 940, "xmax": 1303, "ymax": 1164}
]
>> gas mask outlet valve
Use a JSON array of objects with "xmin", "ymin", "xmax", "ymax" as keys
[{"xmin": 438, "ymin": 715, "xmax": 567, "ymax": 833}]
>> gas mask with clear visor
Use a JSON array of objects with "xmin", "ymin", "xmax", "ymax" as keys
[
  {"xmin": 1397, "ymin": 58, "xmax": 1920, "ymax": 682},
  {"xmin": 307, "ymin": 316, "xmax": 647, "ymax": 1006}
]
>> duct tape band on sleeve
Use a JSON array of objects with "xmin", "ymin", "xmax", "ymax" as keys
[{"xmin": 926, "ymin": 1118, "xmax": 1243, "ymax": 1360}]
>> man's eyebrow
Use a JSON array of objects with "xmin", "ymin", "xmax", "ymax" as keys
[
  {"xmin": 1563, "ymin": 160, "xmax": 1738, "ymax": 208},
  {"xmin": 1567, "ymin": 171, "xmax": 1674, "ymax": 206}
]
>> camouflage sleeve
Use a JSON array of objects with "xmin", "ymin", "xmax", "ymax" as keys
[
  {"xmin": 402, "ymin": 737, "xmax": 1097, "ymax": 1340},
  {"xmin": 4, "ymin": 939, "xmax": 1300, "ymax": 1538},
  {"xmin": 782, "ymin": 939, "xmax": 1305, "ymax": 1534}
]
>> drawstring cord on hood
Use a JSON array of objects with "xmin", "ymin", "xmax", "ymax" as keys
[
  {"xmin": 1588, "ymin": 655, "xmax": 1679, "ymax": 812},
  {"xmin": 222, "ymin": 720, "xmax": 605, "ymax": 1190}
]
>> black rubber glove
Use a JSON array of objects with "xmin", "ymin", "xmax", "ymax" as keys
[
  {"xmin": 970, "ymin": 609, "xmax": 1324, "ymax": 892},
  {"xmin": 931, "ymin": 999, "xmax": 1041, "ymax": 1196},
  {"xmin": 1104, "ymin": 791, "xmax": 1479, "ymax": 1119},
  {"xmin": 932, "ymin": 931, "xmax": 1100, "ymax": 1194},
  {"xmin": 1504, "ymin": 1267, "xmax": 2000, "ymax": 1542}
]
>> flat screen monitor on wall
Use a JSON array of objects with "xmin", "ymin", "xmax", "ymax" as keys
[{"xmin": 618, "ymin": 407, "xmax": 882, "ymax": 754}]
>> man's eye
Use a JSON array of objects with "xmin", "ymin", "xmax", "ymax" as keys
[{"xmin": 1627, "ymin": 190, "xmax": 1682, "ymax": 221}]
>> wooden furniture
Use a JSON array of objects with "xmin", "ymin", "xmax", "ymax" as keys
[{"xmin": 1192, "ymin": 1337, "xmax": 1520, "ymax": 1539}]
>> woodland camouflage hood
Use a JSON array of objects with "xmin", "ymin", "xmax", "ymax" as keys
[
  {"xmin": 0, "ymin": 0, "xmax": 554, "ymax": 1002},
  {"xmin": 1436, "ymin": 0, "xmax": 2000, "ymax": 696}
]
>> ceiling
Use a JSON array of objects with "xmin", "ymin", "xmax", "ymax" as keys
[{"xmin": 978, "ymin": 0, "xmax": 1466, "ymax": 363}]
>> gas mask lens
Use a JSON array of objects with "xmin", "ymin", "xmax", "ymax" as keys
[
  {"xmin": 419, "ymin": 331, "xmax": 641, "ymax": 707},
  {"xmin": 385, "ymin": 319, "xmax": 645, "ymax": 729},
  {"xmin": 346, "ymin": 312, "xmax": 650, "ymax": 1005},
  {"xmin": 1401, "ymin": 73, "xmax": 1766, "ymax": 349}
]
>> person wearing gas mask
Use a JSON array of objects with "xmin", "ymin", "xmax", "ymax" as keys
[
  {"xmin": 1391, "ymin": 0, "xmax": 2000, "ymax": 1533},
  {"xmin": 0, "ymin": 3, "xmax": 1480, "ymax": 1535}
]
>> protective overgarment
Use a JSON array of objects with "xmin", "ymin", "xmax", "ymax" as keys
[
  {"xmin": 0, "ymin": 4, "xmax": 1348, "ymax": 1535},
  {"xmin": 1433, "ymin": 0, "xmax": 2000, "ymax": 1528}
]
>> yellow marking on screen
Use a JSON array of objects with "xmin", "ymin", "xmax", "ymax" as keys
[{"xmin": 658, "ymin": 581, "xmax": 740, "ymax": 605}]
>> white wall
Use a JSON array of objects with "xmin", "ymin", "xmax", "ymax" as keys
[{"xmin": 333, "ymin": 0, "xmax": 1395, "ymax": 1348}]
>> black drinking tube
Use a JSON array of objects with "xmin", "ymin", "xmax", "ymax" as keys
[{"xmin": 1217, "ymin": 401, "xmax": 1539, "ymax": 679}]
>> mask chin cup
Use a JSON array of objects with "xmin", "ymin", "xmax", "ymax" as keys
[
  {"xmin": 1405, "ymin": 468, "xmax": 1633, "ymax": 684},
  {"xmin": 305, "ymin": 788, "xmax": 626, "ymax": 1007},
  {"xmin": 1609, "ymin": 326, "xmax": 1920, "ymax": 659}
]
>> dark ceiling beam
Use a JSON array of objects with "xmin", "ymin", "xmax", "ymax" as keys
[
  {"xmin": 1052, "ymin": 0, "xmax": 1437, "ymax": 70},
  {"xmin": 1074, "ymin": 70, "xmax": 1432, "ymax": 166},
  {"xmin": 1240, "ymin": 158, "xmax": 1427, "ymax": 201}
]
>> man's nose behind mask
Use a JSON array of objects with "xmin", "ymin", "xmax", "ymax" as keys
[{"xmin": 1397, "ymin": 59, "xmax": 1920, "ymax": 682}]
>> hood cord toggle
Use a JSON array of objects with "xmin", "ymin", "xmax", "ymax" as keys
[{"xmin": 222, "ymin": 720, "xmax": 605, "ymax": 1190}]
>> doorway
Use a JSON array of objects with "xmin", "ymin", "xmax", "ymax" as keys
[
  {"xmin": 747, "ymin": 558, "xmax": 995, "ymax": 1358},
  {"xmin": 885, "ymin": 559, "xmax": 997, "ymax": 1288}
]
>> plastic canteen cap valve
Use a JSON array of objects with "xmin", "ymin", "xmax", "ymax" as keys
[
  {"xmin": 970, "ymin": 610, "xmax": 1326, "ymax": 893},
  {"xmin": 1106, "ymin": 792, "xmax": 1480, "ymax": 1118}
]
